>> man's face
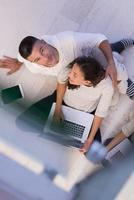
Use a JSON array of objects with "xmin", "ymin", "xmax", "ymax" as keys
[
  {"xmin": 27, "ymin": 40, "xmax": 59, "ymax": 67},
  {"xmin": 68, "ymin": 63, "xmax": 91, "ymax": 86}
]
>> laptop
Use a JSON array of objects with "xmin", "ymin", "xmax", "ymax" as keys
[
  {"xmin": 44, "ymin": 103, "xmax": 94, "ymax": 148},
  {"xmin": 0, "ymin": 84, "xmax": 24, "ymax": 105},
  {"xmin": 105, "ymin": 138, "xmax": 133, "ymax": 163}
]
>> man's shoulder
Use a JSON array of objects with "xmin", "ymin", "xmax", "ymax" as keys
[
  {"xmin": 41, "ymin": 31, "xmax": 74, "ymax": 39},
  {"xmin": 55, "ymin": 31, "xmax": 75, "ymax": 41}
]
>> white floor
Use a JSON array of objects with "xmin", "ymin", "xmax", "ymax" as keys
[{"xmin": 0, "ymin": 0, "xmax": 134, "ymax": 199}]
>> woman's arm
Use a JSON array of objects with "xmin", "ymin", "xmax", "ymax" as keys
[
  {"xmin": 53, "ymin": 82, "xmax": 67, "ymax": 122},
  {"xmin": 80, "ymin": 115, "xmax": 103, "ymax": 153},
  {"xmin": 80, "ymin": 78, "xmax": 114, "ymax": 153}
]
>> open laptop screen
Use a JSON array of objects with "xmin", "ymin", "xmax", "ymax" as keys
[{"xmin": 44, "ymin": 103, "xmax": 94, "ymax": 146}]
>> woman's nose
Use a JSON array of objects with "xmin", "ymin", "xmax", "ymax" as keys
[{"xmin": 68, "ymin": 71, "xmax": 73, "ymax": 78}]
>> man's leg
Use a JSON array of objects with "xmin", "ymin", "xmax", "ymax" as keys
[
  {"xmin": 126, "ymin": 81, "xmax": 134, "ymax": 100},
  {"xmin": 110, "ymin": 39, "xmax": 134, "ymax": 53},
  {"xmin": 16, "ymin": 91, "xmax": 57, "ymax": 133},
  {"xmin": 111, "ymin": 39, "xmax": 134, "ymax": 100}
]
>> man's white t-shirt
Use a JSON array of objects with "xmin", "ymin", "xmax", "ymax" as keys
[{"xmin": 18, "ymin": 31, "xmax": 107, "ymax": 83}]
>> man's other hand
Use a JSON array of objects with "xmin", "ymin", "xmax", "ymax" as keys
[
  {"xmin": 105, "ymin": 61, "xmax": 117, "ymax": 87},
  {"xmin": 0, "ymin": 56, "xmax": 23, "ymax": 75}
]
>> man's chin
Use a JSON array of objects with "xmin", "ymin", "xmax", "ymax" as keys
[
  {"xmin": 43, "ymin": 61, "xmax": 55, "ymax": 67},
  {"xmin": 49, "ymin": 59, "xmax": 58, "ymax": 67}
]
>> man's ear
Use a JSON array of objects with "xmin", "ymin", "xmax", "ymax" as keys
[
  {"xmin": 40, "ymin": 39, "xmax": 47, "ymax": 46},
  {"xmin": 40, "ymin": 39, "xmax": 46, "ymax": 44}
]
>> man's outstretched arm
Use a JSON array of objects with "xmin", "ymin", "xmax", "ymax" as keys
[
  {"xmin": 0, "ymin": 56, "xmax": 23, "ymax": 75},
  {"xmin": 99, "ymin": 40, "xmax": 117, "ymax": 87}
]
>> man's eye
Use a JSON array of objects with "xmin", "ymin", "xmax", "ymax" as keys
[{"xmin": 40, "ymin": 48, "xmax": 44, "ymax": 54}]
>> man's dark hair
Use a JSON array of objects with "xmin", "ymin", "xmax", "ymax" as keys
[
  {"xmin": 19, "ymin": 36, "xmax": 38, "ymax": 59},
  {"xmin": 68, "ymin": 56, "xmax": 105, "ymax": 89}
]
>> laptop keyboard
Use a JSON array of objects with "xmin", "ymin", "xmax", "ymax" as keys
[{"xmin": 50, "ymin": 120, "xmax": 85, "ymax": 139}]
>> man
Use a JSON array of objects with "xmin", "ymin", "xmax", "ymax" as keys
[{"xmin": 0, "ymin": 31, "xmax": 117, "ymax": 121}]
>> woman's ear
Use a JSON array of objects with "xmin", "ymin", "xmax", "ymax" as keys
[{"xmin": 84, "ymin": 80, "xmax": 92, "ymax": 86}]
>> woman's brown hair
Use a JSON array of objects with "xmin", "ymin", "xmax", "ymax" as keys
[{"xmin": 68, "ymin": 56, "xmax": 105, "ymax": 89}]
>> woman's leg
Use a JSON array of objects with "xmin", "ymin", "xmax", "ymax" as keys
[
  {"xmin": 16, "ymin": 91, "xmax": 57, "ymax": 133},
  {"xmin": 110, "ymin": 39, "xmax": 134, "ymax": 53}
]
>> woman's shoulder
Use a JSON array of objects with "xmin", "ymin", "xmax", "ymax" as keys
[
  {"xmin": 97, "ymin": 77, "xmax": 114, "ymax": 96},
  {"xmin": 98, "ymin": 76, "xmax": 113, "ymax": 88}
]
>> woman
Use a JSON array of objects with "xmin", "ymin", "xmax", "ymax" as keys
[{"xmin": 63, "ymin": 55, "xmax": 128, "ymax": 153}]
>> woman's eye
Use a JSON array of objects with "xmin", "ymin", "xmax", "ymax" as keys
[{"xmin": 36, "ymin": 58, "xmax": 40, "ymax": 63}]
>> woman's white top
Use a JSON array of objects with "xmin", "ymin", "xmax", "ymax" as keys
[{"xmin": 63, "ymin": 54, "xmax": 128, "ymax": 118}]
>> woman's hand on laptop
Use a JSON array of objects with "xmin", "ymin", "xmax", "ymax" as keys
[
  {"xmin": 80, "ymin": 137, "xmax": 93, "ymax": 153},
  {"xmin": 53, "ymin": 108, "xmax": 64, "ymax": 123}
]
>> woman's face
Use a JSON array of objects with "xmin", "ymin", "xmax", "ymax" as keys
[{"xmin": 68, "ymin": 63, "xmax": 91, "ymax": 86}]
